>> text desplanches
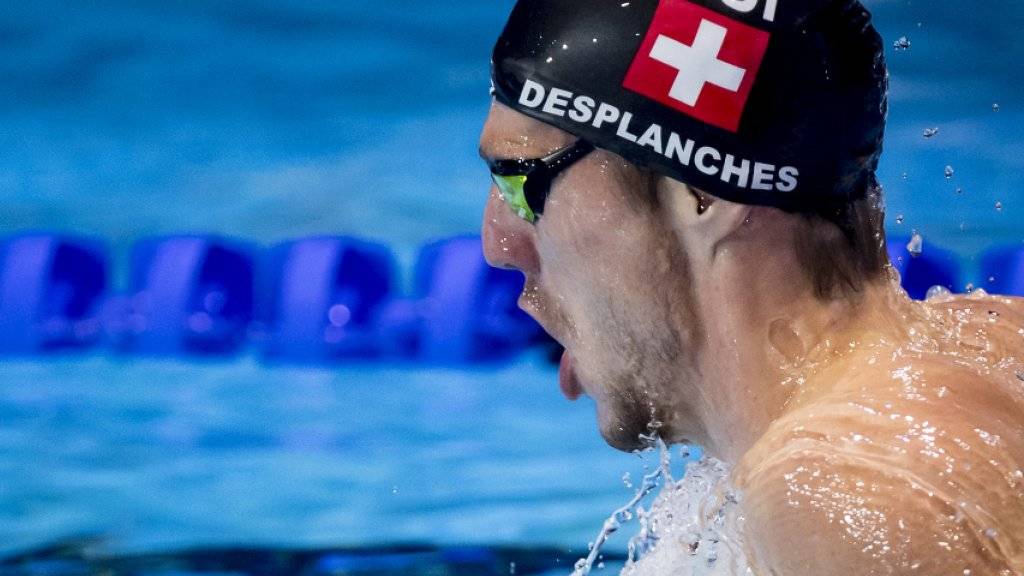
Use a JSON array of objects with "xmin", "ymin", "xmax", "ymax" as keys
[{"xmin": 517, "ymin": 79, "xmax": 799, "ymax": 194}]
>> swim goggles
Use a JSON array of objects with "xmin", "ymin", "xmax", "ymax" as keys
[{"xmin": 487, "ymin": 140, "xmax": 595, "ymax": 223}]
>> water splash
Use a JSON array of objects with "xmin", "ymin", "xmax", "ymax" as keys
[
  {"xmin": 572, "ymin": 440, "xmax": 672, "ymax": 576},
  {"xmin": 620, "ymin": 455, "xmax": 749, "ymax": 576},
  {"xmin": 571, "ymin": 441, "xmax": 750, "ymax": 576},
  {"xmin": 906, "ymin": 232, "xmax": 924, "ymax": 257}
]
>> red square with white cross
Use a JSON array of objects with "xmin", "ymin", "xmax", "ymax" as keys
[{"xmin": 622, "ymin": 0, "xmax": 770, "ymax": 133}]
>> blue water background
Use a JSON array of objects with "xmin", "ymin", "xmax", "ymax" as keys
[{"xmin": 0, "ymin": 0, "xmax": 1022, "ymax": 557}]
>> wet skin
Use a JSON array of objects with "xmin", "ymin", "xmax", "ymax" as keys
[
  {"xmin": 737, "ymin": 293, "xmax": 1024, "ymax": 574},
  {"xmin": 479, "ymin": 102, "xmax": 1024, "ymax": 574}
]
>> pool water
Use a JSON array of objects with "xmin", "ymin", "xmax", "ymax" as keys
[
  {"xmin": 1, "ymin": 0, "xmax": 1022, "ymax": 572},
  {"xmin": 0, "ymin": 353, "xmax": 663, "ymax": 557}
]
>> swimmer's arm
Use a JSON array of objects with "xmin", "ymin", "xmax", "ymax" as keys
[{"xmin": 739, "ymin": 447, "xmax": 994, "ymax": 575}]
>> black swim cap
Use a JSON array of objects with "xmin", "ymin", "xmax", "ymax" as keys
[{"xmin": 491, "ymin": 0, "xmax": 887, "ymax": 211}]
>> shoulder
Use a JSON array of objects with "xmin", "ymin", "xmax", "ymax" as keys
[{"xmin": 734, "ymin": 364, "xmax": 1024, "ymax": 575}]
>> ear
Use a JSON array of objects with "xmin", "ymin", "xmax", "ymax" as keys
[{"xmin": 657, "ymin": 177, "xmax": 752, "ymax": 259}]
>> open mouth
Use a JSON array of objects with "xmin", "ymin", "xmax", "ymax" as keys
[{"xmin": 515, "ymin": 287, "xmax": 584, "ymax": 401}]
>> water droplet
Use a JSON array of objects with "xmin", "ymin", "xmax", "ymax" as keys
[
  {"xmin": 925, "ymin": 285, "xmax": 952, "ymax": 301},
  {"xmin": 993, "ymin": 103, "xmax": 1001, "ymax": 112},
  {"xmin": 896, "ymin": 214, "xmax": 905, "ymax": 224},
  {"xmin": 622, "ymin": 472, "xmax": 634, "ymax": 489},
  {"xmin": 996, "ymin": 201, "xmax": 1004, "ymax": 211},
  {"xmin": 509, "ymin": 561, "xmax": 516, "ymax": 574},
  {"xmin": 923, "ymin": 127, "xmax": 940, "ymax": 138},
  {"xmin": 907, "ymin": 232, "xmax": 924, "ymax": 257},
  {"xmin": 985, "ymin": 528, "xmax": 998, "ymax": 539},
  {"xmin": 966, "ymin": 282, "xmax": 975, "ymax": 292},
  {"xmin": 956, "ymin": 187, "xmax": 964, "ymax": 195},
  {"xmin": 901, "ymin": 171, "xmax": 909, "ymax": 180},
  {"xmin": 391, "ymin": 486, "xmax": 399, "ymax": 495},
  {"xmin": 893, "ymin": 36, "xmax": 911, "ymax": 50},
  {"xmin": 988, "ymin": 276, "xmax": 997, "ymax": 283},
  {"xmin": 944, "ymin": 165, "xmax": 955, "ymax": 179},
  {"xmin": 1016, "ymin": 371, "xmax": 1024, "ymax": 383}
]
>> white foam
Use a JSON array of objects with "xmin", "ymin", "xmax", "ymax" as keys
[
  {"xmin": 620, "ymin": 456, "xmax": 752, "ymax": 576},
  {"xmin": 571, "ymin": 443, "xmax": 753, "ymax": 576}
]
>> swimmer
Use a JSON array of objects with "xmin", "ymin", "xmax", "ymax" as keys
[{"xmin": 478, "ymin": 0, "xmax": 1024, "ymax": 573}]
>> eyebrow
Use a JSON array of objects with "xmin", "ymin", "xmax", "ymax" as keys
[
  {"xmin": 478, "ymin": 140, "xmax": 561, "ymax": 163},
  {"xmin": 478, "ymin": 142, "xmax": 523, "ymax": 163},
  {"xmin": 477, "ymin": 144, "xmax": 496, "ymax": 161}
]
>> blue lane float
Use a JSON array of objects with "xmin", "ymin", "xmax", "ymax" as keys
[
  {"xmin": 0, "ymin": 234, "xmax": 107, "ymax": 354},
  {"xmin": 120, "ymin": 236, "xmax": 255, "ymax": 356},
  {"xmin": 980, "ymin": 245, "xmax": 1024, "ymax": 297},
  {"xmin": 887, "ymin": 235, "xmax": 962, "ymax": 300},
  {"xmin": 377, "ymin": 235, "xmax": 542, "ymax": 363},
  {"xmin": 0, "ymin": 231, "xmax": 1019, "ymax": 362},
  {"xmin": 258, "ymin": 237, "xmax": 395, "ymax": 361}
]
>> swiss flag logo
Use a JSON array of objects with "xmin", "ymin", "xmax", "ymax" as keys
[{"xmin": 623, "ymin": 0, "xmax": 770, "ymax": 133}]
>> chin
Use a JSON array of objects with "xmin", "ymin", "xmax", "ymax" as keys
[{"xmin": 595, "ymin": 393, "xmax": 660, "ymax": 453}]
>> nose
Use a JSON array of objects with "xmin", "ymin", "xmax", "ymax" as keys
[{"xmin": 481, "ymin": 186, "xmax": 541, "ymax": 276}]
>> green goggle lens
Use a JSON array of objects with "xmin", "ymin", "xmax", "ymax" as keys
[{"xmin": 491, "ymin": 174, "xmax": 536, "ymax": 223}]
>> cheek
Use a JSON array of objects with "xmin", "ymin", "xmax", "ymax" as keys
[{"xmin": 545, "ymin": 210, "xmax": 679, "ymax": 354}]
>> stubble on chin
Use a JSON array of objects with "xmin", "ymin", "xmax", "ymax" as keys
[{"xmin": 595, "ymin": 318, "xmax": 690, "ymax": 452}]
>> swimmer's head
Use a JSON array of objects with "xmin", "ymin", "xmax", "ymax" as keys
[{"xmin": 480, "ymin": 0, "xmax": 890, "ymax": 452}]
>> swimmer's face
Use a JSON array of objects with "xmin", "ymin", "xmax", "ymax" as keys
[{"xmin": 479, "ymin": 103, "xmax": 700, "ymax": 451}]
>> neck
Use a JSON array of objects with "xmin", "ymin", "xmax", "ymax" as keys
[{"xmin": 679, "ymin": 267, "xmax": 905, "ymax": 464}]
